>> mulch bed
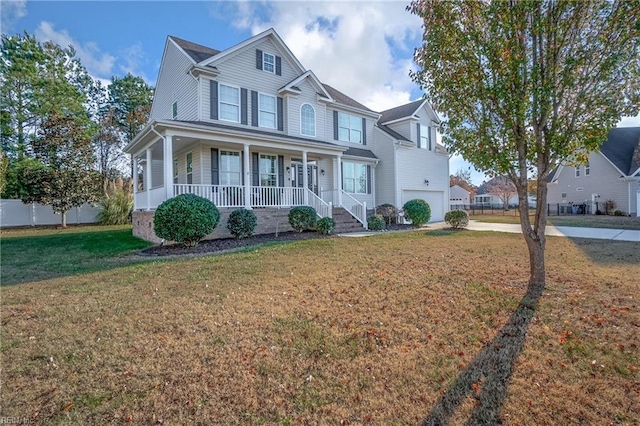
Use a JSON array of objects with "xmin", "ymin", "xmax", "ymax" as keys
[{"xmin": 141, "ymin": 223, "xmax": 415, "ymax": 257}]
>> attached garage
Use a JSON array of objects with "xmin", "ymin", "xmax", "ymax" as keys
[{"xmin": 402, "ymin": 190, "xmax": 445, "ymax": 222}]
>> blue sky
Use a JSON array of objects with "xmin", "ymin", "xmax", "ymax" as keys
[{"xmin": 3, "ymin": 0, "xmax": 638, "ymax": 185}]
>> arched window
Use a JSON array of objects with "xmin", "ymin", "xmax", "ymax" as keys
[{"xmin": 300, "ymin": 104, "xmax": 315, "ymax": 137}]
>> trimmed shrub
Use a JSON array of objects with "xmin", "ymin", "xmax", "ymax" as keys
[
  {"xmin": 613, "ymin": 210, "xmax": 623, "ymax": 216},
  {"xmin": 316, "ymin": 217, "xmax": 336, "ymax": 235},
  {"xmin": 445, "ymin": 209, "xmax": 469, "ymax": 229},
  {"xmin": 402, "ymin": 199, "xmax": 431, "ymax": 227},
  {"xmin": 154, "ymin": 194, "xmax": 220, "ymax": 247},
  {"xmin": 227, "ymin": 208, "xmax": 258, "ymax": 239},
  {"xmin": 375, "ymin": 204, "xmax": 397, "ymax": 225},
  {"xmin": 367, "ymin": 214, "xmax": 385, "ymax": 231},
  {"xmin": 288, "ymin": 206, "xmax": 317, "ymax": 232}
]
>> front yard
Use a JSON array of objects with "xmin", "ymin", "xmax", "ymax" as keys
[
  {"xmin": 471, "ymin": 212, "xmax": 640, "ymax": 230},
  {"xmin": 1, "ymin": 227, "xmax": 638, "ymax": 424}
]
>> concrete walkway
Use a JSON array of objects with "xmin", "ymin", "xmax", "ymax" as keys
[{"xmin": 339, "ymin": 221, "xmax": 640, "ymax": 242}]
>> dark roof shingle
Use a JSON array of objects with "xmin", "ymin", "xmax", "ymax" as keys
[
  {"xmin": 342, "ymin": 147, "xmax": 377, "ymax": 159},
  {"xmin": 376, "ymin": 124, "xmax": 412, "ymax": 142},
  {"xmin": 322, "ymin": 84, "xmax": 374, "ymax": 113},
  {"xmin": 379, "ymin": 99, "xmax": 425, "ymax": 124},
  {"xmin": 169, "ymin": 36, "xmax": 220, "ymax": 62},
  {"xmin": 601, "ymin": 127, "xmax": 640, "ymax": 175}
]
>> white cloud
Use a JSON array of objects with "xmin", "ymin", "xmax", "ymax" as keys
[
  {"xmin": 226, "ymin": 1, "xmax": 424, "ymax": 112},
  {"xmin": 35, "ymin": 21, "xmax": 115, "ymax": 79},
  {"xmin": 1, "ymin": 0, "xmax": 27, "ymax": 33},
  {"xmin": 119, "ymin": 42, "xmax": 152, "ymax": 84}
]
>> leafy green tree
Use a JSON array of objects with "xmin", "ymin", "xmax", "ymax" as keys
[
  {"xmin": 409, "ymin": 0, "xmax": 639, "ymax": 289},
  {"xmin": 108, "ymin": 73, "xmax": 154, "ymax": 144},
  {"xmin": 0, "ymin": 33, "xmax": 45, "ymax": 158},
  {"xmin": 25, "ymin": 112, "xmax": 101, "ymax": 227}
]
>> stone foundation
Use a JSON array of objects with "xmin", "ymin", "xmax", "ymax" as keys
[{"xmin": 132, "ymin": 208, "xmax": 295, "ymax": 244}]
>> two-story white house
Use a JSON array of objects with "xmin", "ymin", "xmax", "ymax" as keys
[{"xmin": 125, "ymin": 29, "xmax": 449, "ymax": 241}]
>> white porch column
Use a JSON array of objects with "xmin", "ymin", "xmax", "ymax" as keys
[
  {"xmin": 336, "ymin": 155, "xmax": 343, "ymax": 207},
  {"xmin": 132, "ymin": 156, "xmax": 139, "ymax": 210},
  {"xmin": 243, "ymin": 144, "xmax": 252, "ymax": 209},
  {"xmin": 164, "ymin": 135, "xmax": 173, "ymax": 200},
  {"xmin": 302, "ymin": 150, "xmax": 309, "ymax": 205},
  {"xmin": 145, "ymin": 147, "xmax": 152, "ymax": 211}
]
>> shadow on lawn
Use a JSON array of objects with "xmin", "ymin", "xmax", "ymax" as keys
[{"xmin": 420, "ymin": 282, "xmax": 544, "ymax": 425}]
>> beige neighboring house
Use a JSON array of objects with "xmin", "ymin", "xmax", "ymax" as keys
[
  {"xmin": 547, "ymin": 127, "xmax": 640, "ymax": 216},
  {"xmin": 449, "ymin": 185, "xmax": 470, "ymax": 208},
  {"xmin": 124, "ymin": 28, "xmax": 450, "ymax": 242}
]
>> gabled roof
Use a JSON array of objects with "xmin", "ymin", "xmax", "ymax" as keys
[
  {"xmin": 600, "ymin": 127, "xmax": 640, "ymax": 176},
  {"xmin": 279, "ymin": 70, "xmax": 333, "ymax": 100},
  {"xmin": 376, "ymin": 124, "xmax": 412, "ymax": 143},
  {"xmin": 200, "ymin": 28, "xmax": 306, "ymax": 75},
  {"xmin": 322, "ymin": 84, "xmax": 374, "ymax": 113},
  {"xmin": 169, "ymin": 35, "xmax": 220, "ymax": 62},
  {"xmin": 379, "ymin": 99, "xmax": 425, "ymax": 124}
]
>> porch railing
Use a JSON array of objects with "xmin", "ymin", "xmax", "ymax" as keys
[
  {"xmin": 307, "ymin": 191, "xmax": 332, "ymax": 218},
  {"xmin": 340, "ymin": 190, "xmax": 367, "ymax": 229},
  {"xmin": 250, "ymin": 186, "xmax": 306, "ymax": 207},
  {"xmin": 174, "ymin": 184, "xmax": 245, "ymax": 208}
]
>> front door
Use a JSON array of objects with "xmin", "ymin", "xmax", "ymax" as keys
[{"xmin": 291, "ymin": 162, "xmax": 318, "ymax": 195}]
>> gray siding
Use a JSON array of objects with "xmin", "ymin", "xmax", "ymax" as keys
[
  {"xmin": 547, "ymin": 152, "xmax": 636, "ymax": 214},
  {"xmin": 370, "ymin": 127, "xmax": 397, "ymax": 207},
  {"xmin": 201, "ymin": 38, "xmax": 298, "ymax": 133},
  {"xmin": 150, "ymin": 40, "xmax": 199, "ymax": 121},
  {"xmin": 287, "ymin": 79, "xmax": 326, "ymax": 140}
]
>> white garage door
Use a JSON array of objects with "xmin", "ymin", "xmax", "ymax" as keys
[{"xmin": 402, "ymin": 190, "xmax": 445, "ymax": 222}]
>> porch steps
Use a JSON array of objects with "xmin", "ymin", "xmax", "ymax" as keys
[{"xmin": 331, "ymin": 207, "xmax": 366, "ymax": 233}]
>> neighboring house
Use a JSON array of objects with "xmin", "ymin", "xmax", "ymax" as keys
[
  {"xmin": 450, "ymin": 185, "xmax": 470, "ymax": 208},
  {"xmin": 124, "ymin": 28, "xmax": 449, "ymax": 242},
  {"xmin": 547, "ymin": 127, "xmax": 640, "ymax": 216}
]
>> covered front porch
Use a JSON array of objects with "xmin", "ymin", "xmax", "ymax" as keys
[{"xmin": 129, "ymin": 121, "xmax": 374, "ymax": 227}]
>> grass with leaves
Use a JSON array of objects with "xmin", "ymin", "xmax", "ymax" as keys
[{"xmin": 1, "ymin": 228, "xmax": 638, "ymax": 424}]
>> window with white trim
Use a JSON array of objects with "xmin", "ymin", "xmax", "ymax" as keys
[
  {"xmin": 259, "ymin": 94, "xmax": 276, "ymax": 129},
  {"xmin": 300, "ymin": 104, "xmax": 315, "ymax": 136},
  {"xmin": 262, "ymin": 52, "xmax": 275, "ymax": 73},
  {"xmin": 575, "ymin": 167, "xmax": 580, "ymax": 178},
  {"xmin": 585, "ymin": 161, "xmax": 590, "ymax": 176},
  {"xmin": 259, "ymin": 154, "xmax": 277, "ymax": 187},
  {"xmin": 220, "ymin": 151, "xmax": 241, "ymax": 185},
  {"xmin": 338, "ymin": 112, "xmax": 362, "ymax": 143},
  {"xmin": 186, "ymin": 152, "xmax": 193, "ymax": 184},
  {"xmin": 173, "ymin": 158, "xmax": 178, "ymax": 184},
  {"xmin": 420, "ymin": 125, "xmax": 429, "ymax": 149},
  {"xmin": 219, "ymin": 84, "xmax": 240, "ymax": 122},
  {"xmin": 342, "ymin": 161, "xmax": 368, "ymax": 194}
]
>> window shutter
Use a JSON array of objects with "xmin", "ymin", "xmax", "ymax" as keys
[
  {"xmin": 297, "ymin": 165, "xmax": 304, "ymax": 188},
  {"xmin": 256, "ymin": 49, "xmax": 262, "ymax": 70},
  {"xmin": 251, "ymin": 91, "xmax": 258, "ymax": 127},
  {"xmin": 362, "ymin": 118, "xmax": 367, "ymax": 145},
  {"xmin": 241, "ymin": 88, "xmax": 248, "ymax": 125},
  {"xmin": 366, "ymin": 165, "xmax": 372, "ymax": 194},
  {"xmin": 428, "ymin": 126, "xmax": 432, "ymax": 150},
  {"xmin": 416, "ymin": 123, "xmax": 421, "ymax": 148},
  {"xmin": 277, "ymin": 97, "xmax": 284, "ymax": 131},
  {"xmin": 341, "ymin": 161, "xmax": 344, "ymax": 189},
  {"xmin": 252, "ymin": 153, "xmax": 259, "ymax": 186},
  {"xmin": 210, "ymin": 80, "xmax": 218, "ymax": 120},
  {"xmin": 333, "ymin": 111, "xmax": 338, "ymax": 140},
  {"xmin": 211, "ymin": 148, "xmax": 219, "ymax": 185},
  {"xmin": 275, "ymin": 56, "xmax": 282, "ymax": 76},
  {"xmin": 278, "ymin": 155, "xmax": 285, "ymax": 187},
  {"xmin": 240, "ymin": 151, "xmax": 245, "ymax": 185}
]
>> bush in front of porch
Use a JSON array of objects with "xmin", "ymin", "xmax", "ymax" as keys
[
  {"xmin": 154, "ymin": 194, "xmax": 220, "ymax": 247},
  {"xmin": 288, "ymin": 206, "xmax": 317, "ymax": 233},
  {"xmin": 227, "ymin": 209, "xmax": 258, "ymax": 239},
  {"xmin": 403, "ymin": 199, "xmax": 431, "ymax": 227}
]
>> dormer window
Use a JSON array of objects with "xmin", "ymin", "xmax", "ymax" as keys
[{"xmin": 263, "ymin": 52, "xmax": 275, "ymax": 73}]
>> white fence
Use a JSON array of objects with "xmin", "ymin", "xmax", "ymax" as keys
[{"xmin": 0, "ymin": 199, "xmax": 101, "ymax": 227}]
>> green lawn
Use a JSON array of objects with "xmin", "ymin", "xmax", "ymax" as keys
[
  {"xmin": 1, "ymin": 227, "xmax": 638, "ymax": 424},
  {"xmin": 0, "ymin": 225, "xmax": 152, "ymax": 286}
]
